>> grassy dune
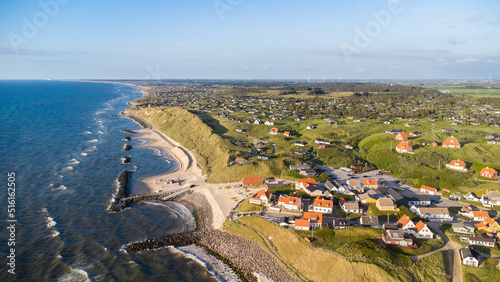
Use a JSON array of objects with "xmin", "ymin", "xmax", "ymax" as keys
[
  {"xmin": 131, "ymin": 107, "xmax": 289, "ymax": 182},
  {"xmin": 230, "ymin": 216, "xmax": 450, "ymax": 282}
]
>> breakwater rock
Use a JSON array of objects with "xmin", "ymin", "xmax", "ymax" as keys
[
  {"xmin": 123, "ymin": 144, "xmax": 132, "ymax": 151},
  {"xmin": 126, "ymin": 192, "xmax": 297, "ymax": 282},
  {"xmin": 108, "ymin": 171, "xmax": 132, "ymax": 212},
  {"xmin": 122, "ymin": 136, "xmax": 131, "ymax": 141},
  {"xmin": 121, "ymin": 129, "xmax": 136, "ymax": 134}
]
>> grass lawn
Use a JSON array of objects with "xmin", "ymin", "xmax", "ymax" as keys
[
  {"xmin": 463, "ymin": 258, "xmax": 500, "ymax": 282},
  {"xmin": 238, "ymin": 198, "xmax": 264, "ymax": 212}
]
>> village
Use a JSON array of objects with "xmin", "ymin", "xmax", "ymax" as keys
[{"xmin": 130, "ymin": 80, "xmax": 500, "ymax": 277}]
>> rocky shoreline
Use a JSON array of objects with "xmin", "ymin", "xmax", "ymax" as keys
[{"xmin": 126, "ymin": 191, "xmax": 298, "ymax": 282}]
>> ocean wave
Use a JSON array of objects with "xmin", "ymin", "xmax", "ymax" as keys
[
  {"xmin": 57, "ymin": 268, "xmax": 90, "ymax": 282},
  {"xmin": 47, "ymin": 216, "xmax": 57, "ymax": 228},
  {"xmin": 48, "ymin": 183, "xmax": 55, "ymax": 188},
  {"xmin": 174, "ymin": 245, "xmax": 240, "ymax": 282},
  {"xmin": 80, "ymin": 153, "xmax": 88, "ymax": 156},
  {"xmin": 63, "ymin": 166, "xmax": 73, "ymax": 171},
  {"xmin": 84, "ymin": 131, "xmax": 91, "ymax": 134},
  {"xmin": 87, "ymin": 139, "xmax": 98, "ymax": 143},
  {"xmin": 97, "ymin": 131, "xmax": 104, "ymax": 134},
  {"xmin": 68, "ymin": 159, "xmax": 80, "ymax": 165},
  {"xmin": 56, "ymin": 185, "xmax": 67, "ymax": 191}
]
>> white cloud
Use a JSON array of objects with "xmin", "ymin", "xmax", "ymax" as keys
[
  {"xmin": 417, "ymin": 18, "xmax": 428, "ymax": 23},
  {"xmin": 174, "ymin": 42, "xmax": 185, "ymax": 47},
  {"xmin": 459, "ymin": 12, "xmax": 485, "ymax": 22},
  {"xmin": 455, "ymin": 58, "xmax": 478, "ymax": 64}
]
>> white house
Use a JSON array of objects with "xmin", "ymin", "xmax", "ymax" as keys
[
  {"xmin": 413, "ymin": 221, "xmax": 434, "ymax": 239},
  {"xmin": 460, "ymin": 246, "xmax": 481, "ymax": 267},
  {"xmin": 452, "ymin": 222, "xmax": 475, "ymax": 234},
  {"xmin": 311, "ymin": 197, "xmax": 333, "ymax": 214},
  {"xmin": 411, "ymin": 206, "xmax": 453, "ymax": 221},
  {"xmin": 397, "ymin": 215, "xmax": 416, "ymax": 234},
  {"xmin": 277, "ymin": 195, "xmax": 301, "ymax": 211},
  {"xmin": 481, "ymin": 190, "xmax": 500, "ymax": 207},
  {"xmin": 464, "ymin": 192, "xmax": 479, "ymax": 202}
]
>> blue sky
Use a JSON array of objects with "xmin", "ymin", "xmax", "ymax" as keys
[{"xmin": 0, "ymin": 0, "xmax": 499, "ymax": 79}]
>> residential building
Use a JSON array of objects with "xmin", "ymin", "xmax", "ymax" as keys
[
  {"xmin": 382, "ymin": 230, "xmax": 414, "ymax": 247},
  {"xmin": 396, "ymin": 132, "xmax": 408, "ymax": 141},
  {"xmin": 249, "ymin": 189, "xmax": 272, "ymax": 206},
  {"xmin": 480, "ymin": 167, "xmax": 498, "ymax": 179},
  {"xmin": 294, "ymin": 219, "xmax": 310, "ymax": 230},
  {"xmin": 296, "ymin": 178, "xmax": 317, "ymax": 190},
  {"xmin": 303, "ymin": 212, "xmax": 323, "ymax": 229},
  {"xmin": 398, "ymin": 214, "xmax": 415, "ymax": 234},
  {"xmin": 347, "ymin": 179, "xmax": 363, "ymax": 192},
  {"xmin": 333, "ymin": 218, "xmax": 352, "ymax": 229},
  {"xmin": 446, "ymin": 159, "xmax": 468, "ymax": 172},
  {"xmin": 358, "ymin": 192, "xmax": 378, "ymax": 205},
  {"xmin": 481, "ymin": 190, "xmax": 500, "ymax": 207},
  {"xmin": 420, "ymin": 185, "xmax": 438, "ymax": 195},
  {"xmin": 376, "ymin": 197, "xmax": 395, "ymax": 211},
  {"xmin": 464, "ymin": 192, "xmax": 479, "ymax": 202},
  {"xmin": 411, "ymin": 206, "xmax": 452, "ymax": 221},
  {"xmin": 360, "ymin": 216, "xmax": 380, "ymax": 228},
  {"xmin": 460, "ymin": 246, "xmax": 481, "ymax": 267},
  {"xmin": 264, "ymin": 120, "xmax": 274, "ymax": 125},
  {"xmin": 269, "ymin": 127, "xmax": 280, "ymax": 134},
  {"xmin": 343, "ymin": 202, "xmax": 362, "ymax": 214},
  {"xmin": 363, "ymin": 179, "xmax": 379, "ymax": 189},
  {"xmin": 241, "ymin": 176, "xmax": 263, "ymax": 188},
  {"xmin": 294, "ymin": 141, "xmax": 308, "ymax": 146},
  {"xmin": 396, "ymin": 141, "xmax": 413, "ymax": 153},
  {"xmin": 452, "ymin": 222, "xmax": 475, "ymax": 234},
  {"xmin": 277, "ymin": 195, "xmax": 302, "ymax": 211},
  {"xmin": 404, "ymin": 195, "xmax": 431, "ymax": 206},
  {"xmin": 413, "ymin": 221, "xmax": 433, "ymax": 239},
  {"xmin": 312, "ymin": 197, "xmax": 334, "ymax": 214},
  {"xmin": 289, "ymin": 164, "xmax": 311, "ymax": 170},
  {"xmin": 283, "ymin": 131, "xmax": 291, "ymax": 137},
  {"xmin": 468, "ymin": 235, "xmax": 496, "ymax": 248},
  {"xmin": 475, "ymin": 217, "xmax": 500, "ymax": 233},
  {"xmin": 298, "ymin": 168, "xmax": 316, "ymax": 176},
  {"xmin": 442, "ymin": 136, "xmax": 461, "ymax": 148}
]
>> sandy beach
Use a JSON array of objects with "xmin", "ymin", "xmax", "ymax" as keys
[{"xmin": 124, "ymin": 110, "xmax": 255, "ymax": 229}]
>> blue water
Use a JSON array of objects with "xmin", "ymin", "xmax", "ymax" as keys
[{"xmin": 0, "ymin": 81, "xmax": 216, "ymax": 281}]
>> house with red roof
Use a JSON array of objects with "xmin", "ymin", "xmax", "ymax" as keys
[
  {"xmin": 303, "ymin": 212, "xmax": 323, "ymax": 228},
  {"xmin": 396, "ymin": 141, "xmax": 413, "ymax": 154},
  {"xmin": 413, "ymin": 220, "xmax": 434, "ymax": 239},
  {"xmin": 363, "ymin": 179, "xmax": 379, "ymax": 189},
  {"xmin": 296, "ymin": 178, "xmax": 317, "ymax": 190},
  {"xmin": 480, "ymin": 167, "xmax": 498, "ymax": 179},
  {"xmin": 278, "ymin": 195, "xmax": 302, "ymax": 211},
  {"xmin": 395, "ymin": 132, "xmax": 408, "ymax": 141},
  {"xmin": 249, "ymin": 189, "xmax": 272, "ymax": 206},
  {"xmin": 442, "ymin": 136, "xmax": 461, "ymax": 148},
  {"xmin": 446, "ymin": 159, "xmax": 467, "ymax": 172},
  {"xmin": 269, "ymin": 127, "xmax": 280, "ymax": 134},
  {"xmin": 475, "ymin": 217, "xmax": 500, "ymax": 233},
  {"xmin": 294, "ymin": 219, "xmax": 311, "ymax": 230},
  {"xmin": 398, "ymin": 215, "xmax": 415, "ymax": 234},
  {"xmin": 312, "ymin": 197, "xmax": 333, "ymax": 214},
  {"xmin": 241, "ymin": 176, "xmax": 263, "ymax": 188},
  {"xmin": 283, "ymin": 131, "xmax": 291, "ymax": 137},
  {"xmin": 264, "ymin": 120, "xmax": 275, "ymax": 125},
  {"xmin": 431, "ymin": 141, "xmax": 438, "ymax": 146},
  {"xmin": 420, "ymin": 185, "xmax": 438, "ymax": 195}
]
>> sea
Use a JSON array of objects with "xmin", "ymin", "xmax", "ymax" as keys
[{"xmin": 0, "ymin": 81, "xmax": 227, "ymax": 281}]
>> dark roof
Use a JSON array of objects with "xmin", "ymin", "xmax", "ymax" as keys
[
  {"xmin": 378, "ymin": 187, "xmax": 405, "ymax": 202},
  {"xmin": 460, "ymin": 246, "xmax": 480, "ymax": 259},
  {"xmin": 404, "ymin": 194, "xmax": 431, "ymax": 203},
  {"xmin": 324, "ymin": 180, "xmax": 336, "ymax": 190}
]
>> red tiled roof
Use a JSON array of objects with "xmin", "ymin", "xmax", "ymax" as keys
[
  {"xmin": 241, "ymin": 176, "xmax": 263, "ymax": 185},
  {"xmin": 443, "ymin": 136, "xmax": 461, "ymax": 147},
  {"xmin": 396, "ymin": 141, "xmax": 412, "ymax": 150},
  {"xmin": 398, "ymin": 215, "xmax": 411, "ymax": 227},
  {"xmin": 363, "ymin": 179, "xmax": 378, "ymax": 186},
  {"xmin": 396, "ymin": 132, "xmax": 408, "ymax": 140},
  {"xmin": 278, "ymin": 195, "xmax": 300, "ymax": 206},
  {"xmin": 480, "ymin": 167, "xmax": 498, "ymax": 176},
  {"xmin": 303, "ymin": 212, "xmax": 323, "ymax": 224},
  {"xmin": 414, "ymin": 220, "xmax": 426, "ymax": 233},
  {"xmin": 296, "ymin": 178, "xmax": 317, "ymax": 187},
  {"xmin": 313, "ymin": 197, "xmax": 333, "ymax": 208},
  {"xmin": 421, "ymin": 185, "xmax": 437, "ymax": 192},
  {"xmin": 295, "ymin": 219, "xmax": 310, "ymax": 227},
  {"xmin": 449, "ymin": 159, "xmax": 466, "ymax": 168}
]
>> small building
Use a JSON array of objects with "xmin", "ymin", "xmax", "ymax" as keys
[
  {"xmin": 452, "ymin": 222, "xmax": 475, "ymax": 234},
  {"xmin": 363, "ymin": 179, "xmax": 379, "ymax": 189},
  {"xmin": 442, "ymin": 136, "xmax": 461, "ymax": 148},
  {"xmin": 358, "ymin": 192, "xmax": 378, "ymax": 205},
  {"xmin": 298, "ymin": 168, "xmax": 316, "ymax": 176},
  {"xmin": 269, "ymin": 128, "xmax": 280, "ymax": 135},
  {"xmin": 264, "ymin": 120, "xmax": 274, "ymax": 125},
  {"xmin": 249, "ymin": 189, "xmax": 272, "ymax": 206},
  {"xmin": 347, "ymin": 179, "xmax": 363, "ymax": 192},
  {"xmin": 283, "ymin": 131, "xmax": 291, "ymax": 137},
  {"xmin": 294, "ymin": 141, "xmax": 308, "ymax": 146},
  {"xmin": 296, "ymin": 178, "xmax": 317, "ymax": 190},
  {"xmin": 289, "ymin": 164, "xmax": 311, "ymax": 170},
  {"xmin": 333, "ymin": 218, "xmax": 352, "ymax": 229},
  {"xmin": 475, "ymin": 217, "xmax": 500, "ymax": 233},
  {"xmin": 411, "ymin": 206, "xmax": 452, "ymax": 221},
  {"xmin": 404, "ymin": 195, "xmax": 431, "ymax": 206},
  {"xmin": 480, "ymin": 167, "xmax": 498, "ymax": 179},
  {"xmin": 468, "ymin": 235, "xmax": 496, "ymax": 248},
  {"xmin": 413, "ymin": 221, "xmax": 433, "ymax": 239},
  {"xmin": 460, "ymin": 246, "xmax": 481, "ymax": 267},
  {"xmin": 241, "ymin": 176, "xmax": 264, "ymax": 188},
  {"xmin": 398, "ymin": 215, "xmax": 415, "ymax": 234},
  {"xmin": 234, "ymin": 157, "xmax": 248, "ymax": 164},
  {"xmin": 396, "ymin": 141, "xmax": 413, "ymax": 153},
  {"xmin": 376, "ymin": 197, "xmax": 395, "ymax": 211},
  {"xmin": 395, "ymin": 132, "xmax": 408, "ymax": 141},
  {"xmin": 360, "ymin": 216, "xmax": 380, "ymax": 228},
  {"xmin": 464, "ymin": 192, "xmax": 479, "ymax": 202},
  {"xmin": 446, "ymin": 160, "xmax": 468, "ymax": 172},
  {"xmin": 431, "ymin": 141, "xmax": 438, "ymax": 146},
  {"xmin": 481, "ymin": 190, "xmax": 500, "ymax": 207},
  {"xmin": 306, "ymin": 124, "xmax": 317, "ymax": 130},
  {"xmin": 382, "ymin": 230, "xmax": 414, "ymax": 247},
  {"xmin": 420, "ymin": 185, "xmax": 438, "ymax": 195},
  {"xmin": 277, "ymin": 195, "xmax": 302, "ymax": 211},
  {"xmin": 343, "ymin": 202, "xmax": 362, "ymax": 214},
  {"xmin": 312, "ymin": 197, "xmax": 334, "ymax": 214},
  {"xmin": 294, "ymin": 219, "xmax": 311, "ymax": 230}
]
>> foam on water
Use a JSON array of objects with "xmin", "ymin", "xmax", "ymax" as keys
[
  {"xmin": 57, "ymin": 268, "xmax": 90, "ymax": 282},
  {"xmin": 84, "ymin": 131, "xmax": 91, "ymax": 134},
  {"xmin": 68, "ymin": 159, "xmax": 80, "ymax": 165},
  {"xmin": 63, "ymin": 166, "xmax": 73, "ymax": 171}
]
